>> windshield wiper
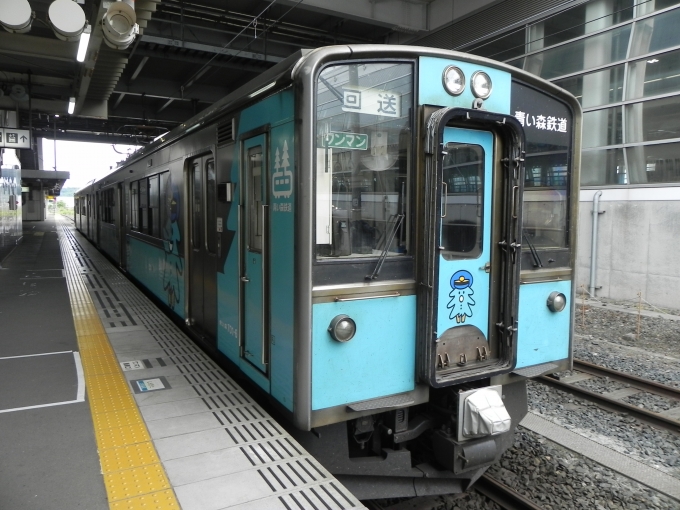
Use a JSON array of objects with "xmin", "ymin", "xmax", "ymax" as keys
[
  {"xmin": 523, "ymin": 231, "xmax": 543, "ymax": 268},
  {"xmin": 366, "ymin": 214, "xmax": 405, "ymax": 280},
  {"xmin": 319, "ymin": 76, "xmax": 344, "ymax": 102}
]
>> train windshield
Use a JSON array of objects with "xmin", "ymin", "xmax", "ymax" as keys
[{"xmin": 314, "ymin": 62, "xmax": 413, "ymax": 259}]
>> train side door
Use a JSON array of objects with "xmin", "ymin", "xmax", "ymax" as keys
[
  {"xmin": 240, "ymin": 135, "xmax": 269, "ymax": 373},
  {"xmin": 435, "ymin": 128, "xmax": 495, "ymax": 373},
  {"xmin": 188, "ymin": 154, "xmax": 218, "ymax": 340}
]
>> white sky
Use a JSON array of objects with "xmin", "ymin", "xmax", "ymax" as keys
[{"xmin": 41, "ymin": 139, "xmax": 141, "ymax": 189}]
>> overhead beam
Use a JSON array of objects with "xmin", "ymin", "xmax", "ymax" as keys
[
  {"xmin": 0, "ymin": 71, "xmax": 72, "ymax": 88},
  {"xmin": 130, "ymin": 57, "xmax": 150, "ymax": 81},
  {"xmin": 114, "ymin": 76, "xmax": 227, "ymax": 103},
  {"xmin": 157, "ymin": 98, "xmax": 175, "ymax": 113},
  {"xmin": 133, "ymin": 46, "xmax": 269, "ymax": 74},
  {"xmin": 36, "ymin": 131, "xmax": 157, "ymax": 145},
  {"xmin": 265, "ymin": 0, "xmax": 429, "ymax": 33},
  {"xmin": 73, "ymin": 0, "xmax": 109, "ymax": 116},
  {"xmin": 0, "ymin": 32, "xmax": 76, "ymax": 62},
  {"xmin": 0, "ymin": 96, "xmax": 68, "ymax": 115},
  {"xmin": 140, "ymin": 35, "xmax": 285, "ymax": 64}
]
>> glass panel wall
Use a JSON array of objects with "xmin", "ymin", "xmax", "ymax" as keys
[
  {"xmin": 630, "ymin": 8, "xmax": 680, "ymax": 57},
  {"xmin": 463, "ymin": 0, "xmax": 680, "ymax": 186},
  {"xmin": 554, "ymin": 64, "xmax": 624, "ymax": 107},
  {"xmin": 627, "ymin": 142, "xmax": 680, "ymax": 183},
  {"xmin": 626, "ymin": 95, "xmax": 680, "ymax": 142},
  {"xmin": 581, "ymin": 148, "xmax": 627, "ymax": 185},
  {"xmin": 637, "ymin": 0, "xmax": 680, "ymax": 16},
  {"xmin": 524, "ymin": 24, "xmax": 630, "ymax": 80},
  {"xmin": 582, "ymin": 107, "xmax": 623, "ymax": 148},
  {"xmin": 626, "ymin": 48, "xmax": 680, "ymax": 99}
]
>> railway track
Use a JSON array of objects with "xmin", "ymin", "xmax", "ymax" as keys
[
  {"xmin": 538, "ymin": 358, "xmax": 680, "ymax": 434},
  {"xmin": 475, "ymin": 474, "xmax": 547, "ymax": 510},
  {"xmin": 362, "ymin": 474, "xmax": 546, "ymax": 510}
]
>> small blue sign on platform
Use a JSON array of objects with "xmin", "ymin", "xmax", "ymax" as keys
[{"xmin": 130, "ymin": 376, "xmax": 171, "ymax": 394}]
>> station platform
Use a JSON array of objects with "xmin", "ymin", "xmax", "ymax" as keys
[{"xmin": 0, "ymin": 217, "xmax": 364, "ymax": 510}]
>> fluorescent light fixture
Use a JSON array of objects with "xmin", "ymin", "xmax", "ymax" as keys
[
  {"xmin": 248, "ymin": 82, "xmax": 276, "ymax": 99},
  {"xmin": 76, "ymin": 25, "xmax": 90, "ymax": 62},
  {"xmin": 68, "ymin": 97, "xmax": 75, "ymax": 114}
]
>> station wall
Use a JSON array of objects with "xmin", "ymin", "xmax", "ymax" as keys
[{"xmin": 577, "ymin": 190, "xmax": 680, "ymax": 309}]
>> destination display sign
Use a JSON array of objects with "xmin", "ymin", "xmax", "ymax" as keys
[
  {"xmin": 342, "ymin": 88, "xmax": 401, "ymax": 118},
  {"xmin": 0, "ymin": 128, "xmax": 31, "ymax": 149}
]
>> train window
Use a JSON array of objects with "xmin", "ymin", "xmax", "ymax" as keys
[
  {"xmin": 139, "ymin": 178, "xmax": 149, "ymax": 234},
  {"xmin": 101, "ymin": 188, "xmax": 115, "ymax": 224},
  {"xmin": 315, "ymin": 62, "xmax": 413, "ymax": 260},
  {"xmin": 130, "ymin": 181, "xmax": 139, "ymax": 230},
  {"xmin": 206, "ymin": 159, "xmax": 217, "ymax": 255},
  {"xmin": 191, "ymin": 161, "xmax": 202, "ymax": 250},
  {"xmin": 247, "ymin": 147, "xmax": 263, "ymax": 252},
  {"xmin": 159, "ymin": 172, "xmax": 168, "ymax": 236},
  {"xmin": 441, "ymin": 144, "xmax": 485, "ymax": 259},
  {"xmin": 149, "ymin": 175, "xmax": 160, "ymax": 237}
]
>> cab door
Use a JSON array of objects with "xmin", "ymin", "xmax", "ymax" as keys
[
  {"xmin": 434, "ymin": 127, "xmax": 496, "ymax": 376},
  {"xmin": 240, "ymin": 135, "xmax": 269, "ymax": 373},
  {"xmin": 188, "ymin": 154, "xmax": 218, "ymax": 340}
]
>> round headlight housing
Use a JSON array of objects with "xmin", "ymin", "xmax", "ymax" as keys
[
  {"xmin": 471, "ymin": 71, "xmax": 492, "ymax": 99},
  {"xmin": 547, "ymin": 291, "xmax": 567, "ymax": 313},
  {"xmin": 443, "ymin": 66, "xmax": 465, "ymax": 96},
  {"xmin": 328, "ymin": 315, "xmax": 356, "ymax": 342}
]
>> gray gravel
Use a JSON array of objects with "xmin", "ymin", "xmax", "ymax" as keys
[
  {"xmin": 485, "ymin": 428, "xmax": 680, "ymax": 510},
  {"xmin": 528, "ymin": 380, "xmax": 680, "ymax": 476}
]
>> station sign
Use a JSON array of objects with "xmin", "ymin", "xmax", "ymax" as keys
[{"xmin": 0, "ymin": 128, "xmax": 31, "ymax": 149}]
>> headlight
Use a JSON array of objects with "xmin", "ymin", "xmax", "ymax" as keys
[
  {"xmin": 471, "ymin": 71, "xmax": 492, "ymax": 99},
  {"xmin": 328, "ymin": 315, "xmax": 356, "ymax": 342},
  {"xmin": 547, "ymin": 291, "xmax": 567, "ymax": 312},
  {"xmin": 443, "ymin": 66, "xmax": 465, "ymax": 96}
]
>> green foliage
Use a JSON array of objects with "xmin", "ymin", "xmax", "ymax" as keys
[{"xmin": 57, "ymin": 200, "xmax": 74, "ymax": 218}]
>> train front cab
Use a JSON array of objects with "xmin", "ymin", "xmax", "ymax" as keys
[{"xmin": 294, "ymin": 48, "xmax": 580, "ymax": 495}]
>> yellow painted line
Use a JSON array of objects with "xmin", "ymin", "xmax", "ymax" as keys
[{"xmin": 59, "ymin": 226, "xmax": 181, "ymax": 510}]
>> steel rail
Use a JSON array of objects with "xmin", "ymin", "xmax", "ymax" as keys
[
  {"xmin": 476, "ymin": 474, "xmax": 547, "ymax": 510},
  {"xmin": 538, "ymin": 373, "xmax": 680, "ymax": 435},
  {"xmin": 573, "ymin": 359, "xmax": 680, "ymax": 401}
]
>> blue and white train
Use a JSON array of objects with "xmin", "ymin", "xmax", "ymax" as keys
[{"xmin": 75, "ymin": 45, "xmax": 581, "ymax": 498}]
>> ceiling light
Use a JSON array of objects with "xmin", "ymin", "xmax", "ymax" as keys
[
  {"xmin": 0, "ymin": 0, "xmax": 33, "ymax": 34},
  {"xmin": 48, "ymin": 0, "xmax": 86, "ymax": 41},
  {"xmin": 102, "ymin": 1, "xmax": 139, "ymax": 50},
  {"xmin": 77, "ymin": 25, "xmax": 91, "ymax": 62},
  {"xmin": 68, "ymin": 97, "xmax": 76, "ymax": 115},
  {"xmin": 647, "ymin": 58, "xmax": 659, "ymax": 64}
]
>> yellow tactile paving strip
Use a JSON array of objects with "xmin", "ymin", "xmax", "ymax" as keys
[{"xmin": 58, "ymin": 226, "xmax": 181, "ymax": 510}]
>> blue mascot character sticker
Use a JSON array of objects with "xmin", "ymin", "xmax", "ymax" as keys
[{"xmin": 447, "ymin": 270, "xmax": 476, "ymax": 323}]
